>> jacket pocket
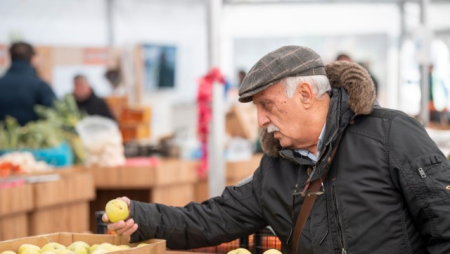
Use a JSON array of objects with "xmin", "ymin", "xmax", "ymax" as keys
[
  {"xmin": 332, "ymin": 186, "xmax": 347, "ymax": 254},
  {"xmin": 411, "ymin": 154, "xmax": 450, "ymax": 204}
]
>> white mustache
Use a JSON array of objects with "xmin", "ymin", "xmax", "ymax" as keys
[{"xmin": 266, "ymin": 124, "xmax": 280, "ymax": 133}]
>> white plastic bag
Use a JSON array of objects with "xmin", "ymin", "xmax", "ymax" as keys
[{"xmin": 75, "ymin": 116, "xmax": 125, "ymax": 167}]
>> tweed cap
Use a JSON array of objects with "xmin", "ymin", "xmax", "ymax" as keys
[{"xmin": 239, "ymin": 45, "xmax": 326, "ymax": 103}]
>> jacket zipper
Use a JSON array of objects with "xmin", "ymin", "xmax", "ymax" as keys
[
  {"xmin": 332, "ymin": 186, "xmax": 347, "ymax": 254},
  {"xmin": 418, "ymin": 167, "xmax": 426, "ymax": 178}
]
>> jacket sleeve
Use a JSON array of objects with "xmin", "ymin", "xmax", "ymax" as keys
[
  {"xmin": 129, "ymin": 165, "xmax": 267, "ymax": 249},
  {"xmin": 388, "ymin": 113, "xmax": 450, "ymax": 253}
]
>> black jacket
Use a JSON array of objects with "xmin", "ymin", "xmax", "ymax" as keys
[
  {"xmin": 129, "ymin": 62, "xmax": 450, "ymax": 254},
  {"xmin": 0, "ymin": 61, "xmax": 56, "ymax": 125},
  {"xmin": 75, "ymin": 91, "xmax": 115, "ymax": 121}
]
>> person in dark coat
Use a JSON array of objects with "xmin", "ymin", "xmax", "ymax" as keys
[
  {"xmin": 103, "ymin": 46, "xmax": 450, "ymax": 254},
  {"xmin": 0, "ymin": 41, "xmax": 56, "ymax": 125},
  {"xmin": 73, "ymin": 74, "xmax": 115, "ymax": 121}
]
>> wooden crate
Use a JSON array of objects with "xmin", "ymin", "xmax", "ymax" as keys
[
  {"xmin": 120, "ymin": 123, "xmax": 151, "ymax": 143},
  {"xmin": 0, "ymin": 183, "xmax": 33, "ymax": 241},
  {"xmin": 32, "ymin": 168, "xmax": 95, "ymax": 209},
  {"xmin": 120, "ymin": 106, "xmax": 151, "ymax": 125},
  {"xmin": 92, "ymin": 159, "xmax": 197, "ymax": 189},
  {"xmin": 28, "ymin": 168, "xmax": 95, "ymax": 235},
  {"xmin": 28, "ymin": 202, "xmax": 89, "ymax": 235},
  {"xmin": 0, "ymin": 214, "xmax": 28, "ymax": 241},
  {"xmin": 0, "ymin": 233, "xmax": 166, "ymax": 254}
]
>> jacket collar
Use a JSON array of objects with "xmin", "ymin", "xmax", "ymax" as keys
[{"xmin": 7, "ymin": 61, "xmax": 36, "ymax": 76}]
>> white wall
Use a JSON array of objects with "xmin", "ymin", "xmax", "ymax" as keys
[
  {"xmin": 0, "ymin": 0, "xmax": 108, "ymax": 46},
  {"xmin": 222, "ymin": 3, "xmax": 401, "ymax": 108}
]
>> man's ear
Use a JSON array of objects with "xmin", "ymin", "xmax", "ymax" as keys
[{"xmin": 297, "ymin": 82, "xmax": 314, "ymax": 108}]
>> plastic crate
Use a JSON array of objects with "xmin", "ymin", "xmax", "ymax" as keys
[{"xmin": 253, "ymin": 227, "xmax": 282, "ymax": 254}]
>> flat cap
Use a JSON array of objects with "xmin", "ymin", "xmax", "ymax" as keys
[{"xmin": 239, "ymin": 45, "xmax": 326, "ymax": 103}]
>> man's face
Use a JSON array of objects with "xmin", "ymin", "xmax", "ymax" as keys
[
  {"xmin": 73, "ymin": 77, "xmax": 91, "ymax": 101},
  {"xmin": 253, "ymin": 82, "xmax": 312, "ymax": 149}
]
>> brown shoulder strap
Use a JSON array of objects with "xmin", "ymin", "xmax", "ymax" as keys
[
  {"xmin": 292, "ymin": 131, "xmax": 345, "ymax": 254},
  {"xmin": 292, "ymin": 175, "xmax": 325, "ymax": 254}
]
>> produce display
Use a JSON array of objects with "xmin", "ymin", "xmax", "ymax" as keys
[
  {"xmin": 35, "ymin": 95, "xmax": 87, "ymax": 163},
  {"xmin": 0, "ymin": 241, "xmax": 150, "ymax": 254},
  {"xmin": 76, "ymin": 117, "xmax": 125, "ymax": 167},
  {"xmin": 105, "ymin": 199, "xmax": 129, "ymax": 223},
  {"xmin": 0, "ymin": 95, "xmax": 86, "ymax": 166},
  {"xmin": 0, "ymin": 152, "xmax": 51, "ymax": 177}
]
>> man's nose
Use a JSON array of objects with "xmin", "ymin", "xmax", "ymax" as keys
[{"xmin": 257, "ymin": 110, "xmax": 270, "ymax": 128}]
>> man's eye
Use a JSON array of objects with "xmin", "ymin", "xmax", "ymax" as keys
[{"xmin": 262, "ymin": 103, "xmax": 273, "ymax": 111}]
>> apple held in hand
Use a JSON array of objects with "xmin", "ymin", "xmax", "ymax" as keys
[{"xmin": 105, "ymin": 199, "xmax": 129, "ymax": 222}]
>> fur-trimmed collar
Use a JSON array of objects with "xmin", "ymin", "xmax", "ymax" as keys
[{"xmin": 260, "ymin": 61, "xmax": 376, "ymax": 158}]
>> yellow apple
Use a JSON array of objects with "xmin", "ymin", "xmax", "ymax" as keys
[
  {"xmin": 91, "ymin": 249, "xmax": 107, "ymax": 254},
  {"xmin": 54, "ymin": 249, "xmax": 75, "ymax": 254},
  {"xmin": 1, "ymin": 251, "xmax": 17, "ymax": 254},
  {"xmin": 18, "ymin": 244, "xmax": 40, "ymax": 254},
  {"xmin": 105, "ymin": 199, "xmax": 129, "ymax": 223},
  {"xmin": 227, "ymin": 248, "xmax": 251, "ymax": 254},
  {"xmin": 68, "ymin": 246, "xmax": 88, "ymax": 254},
  {"xmin": 89, "ymin": 244, "xmax": 99, "ymax": 253},
  {"xmin": 117, "ymin": 245, "xmax": 130, "ymax": 250},
  {"xmin": 263, "ymin": 249, "xmax": 282, "ymax": 254},
  {"xmin": 41, "ymin": 242, "xmax": 66, "ymax": 253},
  {"xmin": 68, "ymin": 241, "xmax": 90, "ymax": 254},
  {"xmin": 20, "ymin": 250, "xmax": 39, "ymax": 254},
  {"xmin": 41, "ymin": 251, "xmax": 55, "ymax": 254},
  {"xmin": 68, "ymin": 241, "xmax": 90, "ymax": 249},
  {"xmin": 136, "ymin": 243, "xmax": 148, "ymax": 248}
]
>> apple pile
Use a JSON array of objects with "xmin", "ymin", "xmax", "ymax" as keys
[
  {"xmin": 227, "ymin": 248, "xmax": 282, "ymax": 254},
  {"xmin": 0, "ymin": 241, "xmax": 149, "ymax": 254}
]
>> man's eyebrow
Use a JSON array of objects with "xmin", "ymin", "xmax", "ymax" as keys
[{"xmin": 253, "ymin": 98, "xmax": 272, "ymax": 105}]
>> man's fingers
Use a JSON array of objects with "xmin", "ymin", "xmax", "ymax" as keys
[
  {"xmin": 107, "ymin": 220, "xmax": 125, "ymax": 231},
  {"xmin": 115, "ymin": 219, "xmax": 135, "ymax": 236},
  {"xmin": 122, "ymin": 223, "xmax": 138, "ymax": 238},
  {"xmin": 116, "ymin": 196, "xmax": 131, "ymax": 206},
  {"xmin": 102, "ymin": 213, "xmax": 110, "ymax": 223}
]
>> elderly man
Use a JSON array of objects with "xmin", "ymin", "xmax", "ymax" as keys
[{"xmin": 103, "ymin": 46, "xmax": 450, "ymax": 254}]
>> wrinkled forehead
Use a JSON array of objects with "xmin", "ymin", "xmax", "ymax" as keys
[{"xmin": 252, "ymin": 81, "xmax": 286, "ymax": 104}]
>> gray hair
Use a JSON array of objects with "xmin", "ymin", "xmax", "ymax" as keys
[{"xmin": 283, "ymin": 75, "xmax": 331, "ymax": 99}]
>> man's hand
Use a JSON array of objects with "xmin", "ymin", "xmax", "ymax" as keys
[{"xmin": 102, "ymin": 196, "xmax": 138, "ymax": 242}]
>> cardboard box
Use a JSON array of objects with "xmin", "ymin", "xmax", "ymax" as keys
[
  {"xmin": 0, "ymin": 233, "xmax": 166, "ymax": 254},
  {"xmin": 225, "ymin": 105, "xmax": 259, "ymax": 141},
  {"xmin": 226, "ymin": 154, "xmax": 262, "ymax": 185}
]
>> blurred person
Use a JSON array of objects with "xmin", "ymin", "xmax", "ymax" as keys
[
  {"xmin": 336, "ymin": 53, "xmax": 379, "ymax": 94},
  {"xmin": 238, "ymin": 69, "xmax": 246, "ymax": 86},
  {"xmin": 103, "ymin": 46, "xmax": 450, "ymax": 254},
  {"xmin": 0, "ymin": 41, "xmax": 56, "ymax": 125},
  {"xmin": 428, "ymin": 64, "xmax": 449, "ymax": 124},
  {"xmin": 73, "ymin": 74, "xmax": 115, "ymax": 120}
]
